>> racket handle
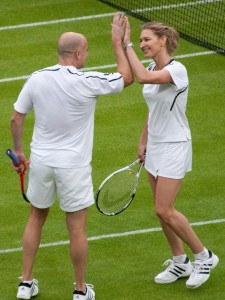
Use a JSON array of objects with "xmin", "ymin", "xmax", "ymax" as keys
[{"xmin": 6, "ymin": 149, "xmax": 20, "ymax": 165}]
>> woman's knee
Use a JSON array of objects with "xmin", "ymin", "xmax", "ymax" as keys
[{"xmin": 155, "ymin": 207, "xmax": 174, "ymax": 224}]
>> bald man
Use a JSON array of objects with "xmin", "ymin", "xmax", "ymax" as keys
[{"xmin": 11, "ymin": 17, "xmax": 133, "ymax": 300}]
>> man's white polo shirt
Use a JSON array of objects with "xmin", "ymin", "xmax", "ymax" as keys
[{"xmin": 14, "ymin": 65, "xmax": 124, "ymax": 168}]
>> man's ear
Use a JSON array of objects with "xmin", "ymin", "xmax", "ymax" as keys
[{"xmin": 75, "ymin": 49, "xmax": 81, "ymax": 59}]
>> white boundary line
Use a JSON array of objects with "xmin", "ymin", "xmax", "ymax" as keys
[
  {"xmin": 1, "ymin": 218, "xmax": 225, "ymax": 254},
  {"xmin": 0, "ymin": 51, "xmax": 216, "ymax": 83},
  {"xmin": 0, "ymin": 0, "xmax": 221, "ymax": 31},
  {"xmin": 0, "ymin": 13, "xmax": 115, "ymax": 31},
  {"xmin": 133, "ymin": 0, "xmax": 222, "ymax": 13}
]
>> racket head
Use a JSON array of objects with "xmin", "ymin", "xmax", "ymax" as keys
[{"xmin": 96, "ymin": 167, "xmax": 139, "ymax": 216}]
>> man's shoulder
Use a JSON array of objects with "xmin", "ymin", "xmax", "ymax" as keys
[{"xmin": 33, "ymin": 64, "xmax": 61, "ymax": 75}]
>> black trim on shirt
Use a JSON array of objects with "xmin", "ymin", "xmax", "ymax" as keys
[
  {"xmin": 108, "ymin": 75, "xmax": 122, "ymax": 82},
  {"xmin": 170, "ymin": 86, "xmax": 188, "ymax": 111},
  {"xmin": 67, "ymin": 68, "xmax": 122, "ymax": 82},
  {"xmin": 67, "ymin": 69, "xmax": 84, "ymax": 76},
  {"xmin": 38, "ymin": 68, "xmax": 60, "ymax": 72},
  {"xmin": 148, "ymin": 58, "xmax": 175, "ymax": 72}
]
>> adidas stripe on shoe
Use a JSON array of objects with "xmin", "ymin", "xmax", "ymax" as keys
[
  {"xmin": 17, "ymin": 279, "xmax": 39, "ymax": 299},
  {"xmin": 154, "ymin": 258, "xmax": 193, "ymax": 284},
  {"xmin": 186, "ymin": 250, "xmax": 219, "ymax": 289}
]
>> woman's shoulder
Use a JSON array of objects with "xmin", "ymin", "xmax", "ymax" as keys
[
  {"xmin": 169, "ymin": 60, "xmax": 186, "ymax": 70},
  {"xmin": 165, "ymin": 60, "xmax": 188, "ymax": 75}
]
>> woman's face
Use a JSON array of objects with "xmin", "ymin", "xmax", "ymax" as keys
[{"xmin": 140, "ymin": 29, "xmax": 164, "ymax": 58}]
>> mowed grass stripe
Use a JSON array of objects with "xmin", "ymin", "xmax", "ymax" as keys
[
  {"xmin": 0, "ymin": 0, "xmax": 223, "ymax": 31},
  {"xmin": 0, "ymin": 0, "xmax": 222, "ymax": 31},
  {"xmin": 0, "ymin": 51, "xmax": 216, "ymax": 83},
  {"xmin": 0, "ymin": 12, "xmax": 115, "ymax": 31},
  {"xmin": 1, "ymin": 218, "xmax": 225, "ymax": 254}
]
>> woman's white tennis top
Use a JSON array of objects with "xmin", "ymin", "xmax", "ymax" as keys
[{"xmin": 143, "ymin": 60, "xmax": 191, "ymax": 142}]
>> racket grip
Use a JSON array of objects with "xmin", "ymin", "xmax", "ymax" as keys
[{"xmin": 6, "ymin": 149, "xmax": 20, "ymax": 165}]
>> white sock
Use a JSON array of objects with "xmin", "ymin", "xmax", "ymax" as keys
[
  {"xmin": 194, "ymin": 247, "xmax": 209, "ymax": 261},
  {"xmin": 23, "ymin": 280, "xmax": 33, "ymax": 284},
  {"xmin": 173, "ymin": 254, "xmax": 188, "ymax": 264}
]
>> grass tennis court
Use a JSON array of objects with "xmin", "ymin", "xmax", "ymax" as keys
[{"xmin": 0, "ymin": 1, "xmax": 224, "ymax": 299}]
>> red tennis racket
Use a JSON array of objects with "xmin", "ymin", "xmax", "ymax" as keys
[{"xmin": 6, "ymin": 149, "xmax": 30, "ymax": 203}]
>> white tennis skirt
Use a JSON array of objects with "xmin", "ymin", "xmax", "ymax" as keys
[{"xmin": 145, "ymin": 140, "xmax": 192, "ymax": 179}]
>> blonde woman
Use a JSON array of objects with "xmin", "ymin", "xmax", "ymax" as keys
[{"xmin": 112, "ymin": 13, "xmax": 219, "ymax": 289}]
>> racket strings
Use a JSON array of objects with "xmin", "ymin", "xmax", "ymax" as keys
[{"xmin": 97, "ymin": 169, "xmax": 137, "ymax": 214}]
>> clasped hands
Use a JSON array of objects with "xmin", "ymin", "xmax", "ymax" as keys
[{"xmin": 112, "ymin": 12, "xmax": 131, "ymax": 47}]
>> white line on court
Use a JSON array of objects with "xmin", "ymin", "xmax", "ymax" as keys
[
  {"xmin": 1, "ymin": 218, "xmax": 225, "ymax": 254},
  {"xmin": 0, "ymin": 13, "xmax": 115, "ymax": 31},
  {"xmin": 0, "ymin": 0, "xmax": 221, "ymax": 31},
  {"xmin": 0, "ymin": 51, "xmax": 216, "ymax": 83}
]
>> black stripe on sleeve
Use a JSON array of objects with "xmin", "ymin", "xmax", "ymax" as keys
[
  {"xmin": 108, "ymin": 75, "xmax": 122, "ymax": 82},
  {"xmin": 67, "ymin": 69, "xmax": 122, "ymax": 82}
]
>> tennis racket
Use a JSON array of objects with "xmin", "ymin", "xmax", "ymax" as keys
[
  {"xmin": 6, "ymin": 149, "xmax": 30, "ymax": 203},
  {"xmin": 95, "ymin": 159, "xmax": 143, "ymax": 216}
]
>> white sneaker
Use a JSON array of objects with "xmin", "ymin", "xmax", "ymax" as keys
[
  {"xmin": 155, "ymin": 258, "xmax": 193, "ymax": 284},
  {"xmin": 186, "ymin": 250, "xmax": 219, "ymax": 289},
  {"xmin": 73, "ymin": 284, "xmax": 95, "ymax": 300},
  {"xmin": 17, "ymin": 279, "xmax": 39, "ymax": 299}
]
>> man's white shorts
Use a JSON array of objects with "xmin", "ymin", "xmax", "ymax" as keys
[
  {"xmin": 27, "ymin": 161, "xmax": 94, "ymax": 212},
  {"xmin": 145, "ymin": 140, "xmax": 192, "ymax": 179}
]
